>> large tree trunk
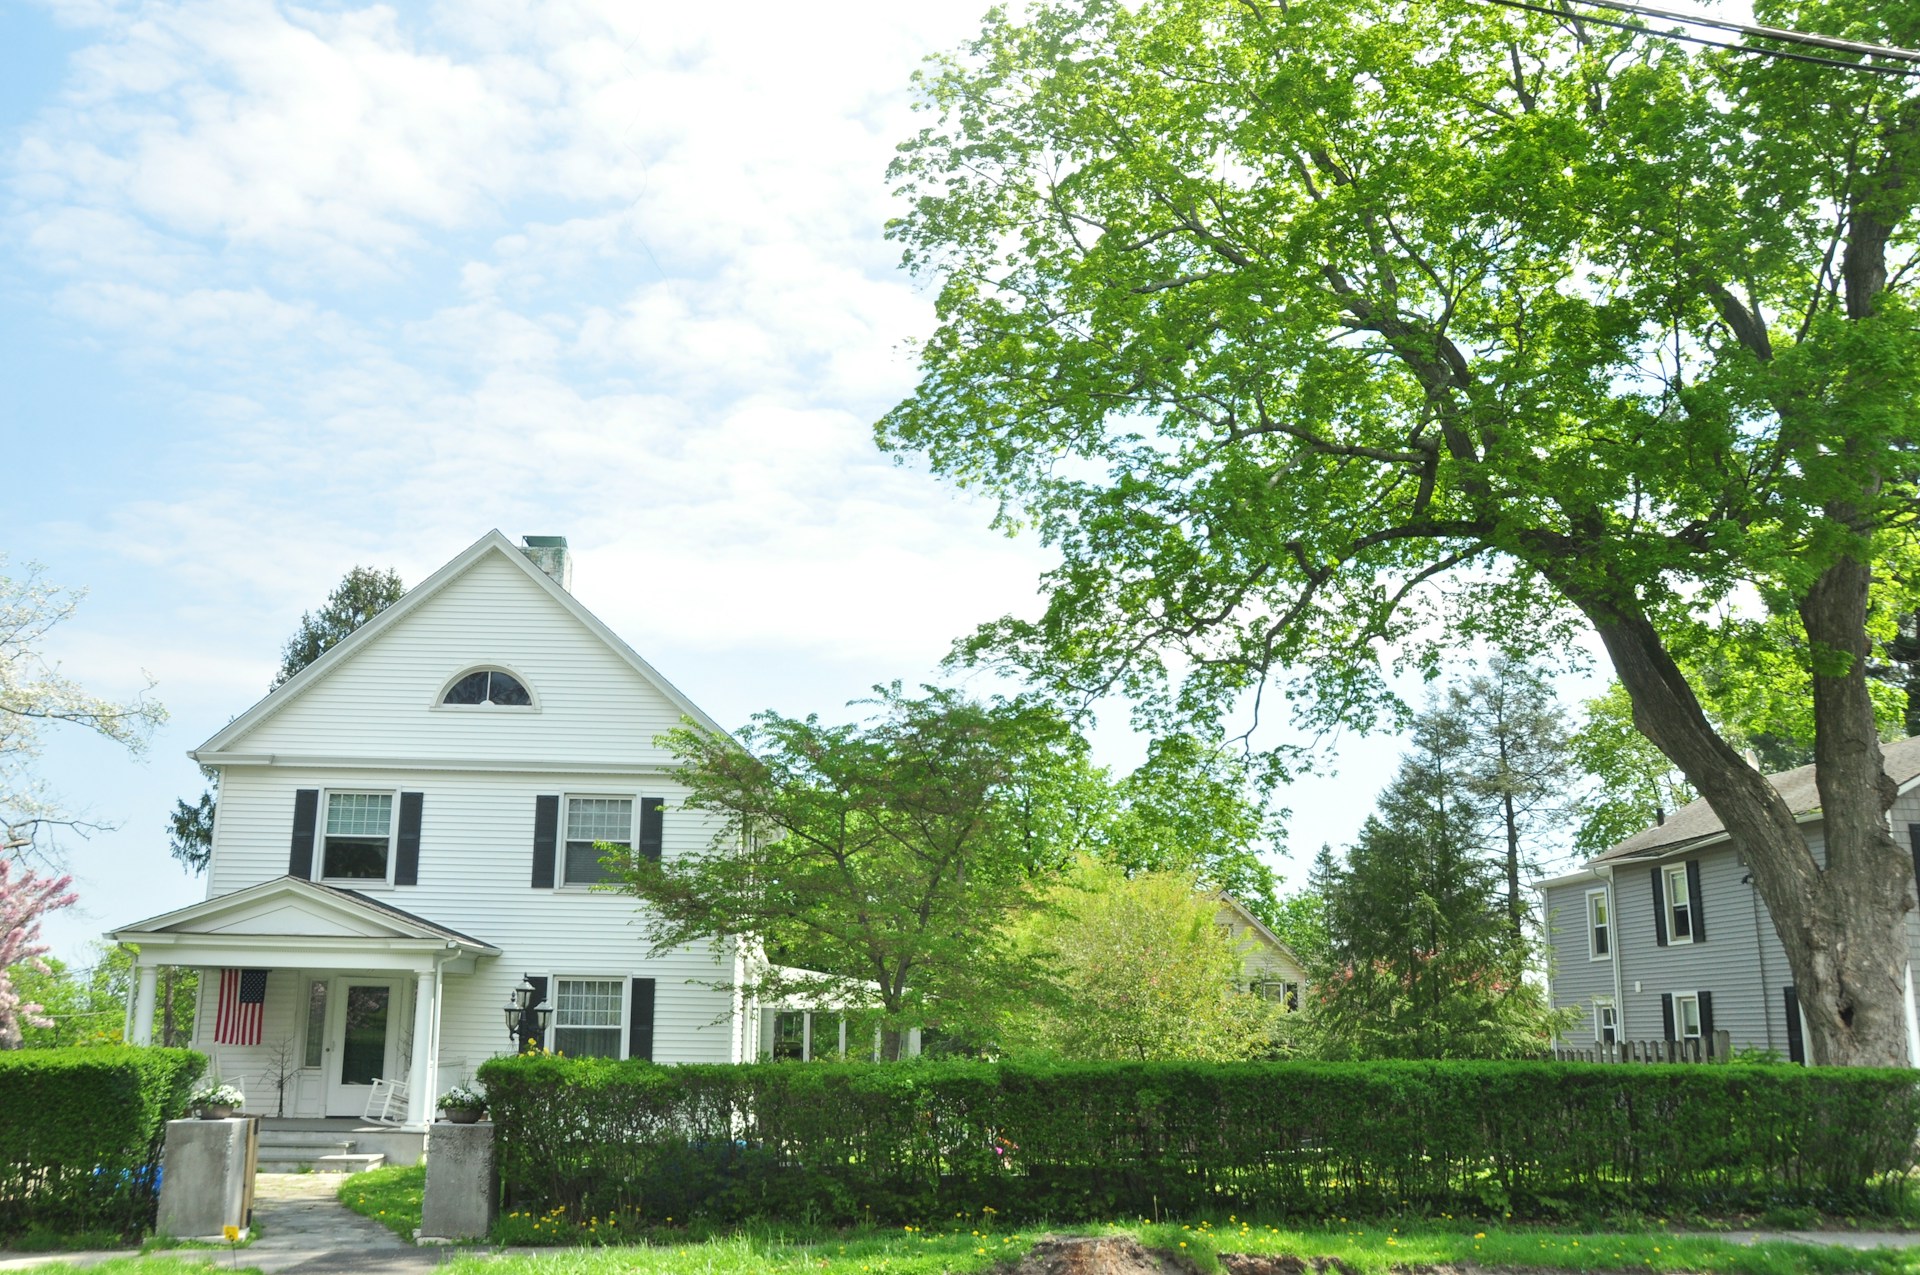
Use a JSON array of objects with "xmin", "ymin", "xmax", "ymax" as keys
[{"xmin": 1576, "ymin": 582, "xmax": 1912, "ymax": 1067}]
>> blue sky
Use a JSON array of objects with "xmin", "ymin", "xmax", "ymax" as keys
[{"xmin": 2, "ymin": 0, "xmax": 1666, "ymax": 964}]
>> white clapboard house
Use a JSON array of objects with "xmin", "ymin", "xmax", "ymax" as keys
[{"xmin": 111, "ymin": 532, "xmax": 764, "ymax": 1136}]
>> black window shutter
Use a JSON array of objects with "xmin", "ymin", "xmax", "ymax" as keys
[
  {"xmin": 1784, "ymin": 986, "xmax": 1805, "ymax": 1064},
  {"xmin": 289, "ymin": 789, "xmax": 319, "ymax": 879},
  {"xmin": 394, "ymin": 792, "xmax": 423, "ymax": 886},
  {"xmin": 1685, "ymin": 859, "xmax": 1706, "ymax": 942},
  {"xmin": 639, "ymin": 798, "xmax": 664, "ymax": 862},
  {"xmin": 1660, "ymin": 992, "xmax": 1675, "ymax": 1042},
  {"xmin": 532, "ymin": 796, "xmax": 559, "ymax": 888},
  {"xmin": 1698, "ymin": 990, "xmax": 1715, "ymax": 1050},
  {"xmin": 629, "ymin": 978, "xmax": 656, "ymax": 1061},
  {"xmin": 526, "ymin": 975, "xmax": 549, "ymax": 1051},
  {"xmin": 1651, "ymin": 867, "xmax": 1669, "ymax": 947},
  {"xmin": 1908, "ymin": 825, "xmax": 1920, "ymax": 895}
]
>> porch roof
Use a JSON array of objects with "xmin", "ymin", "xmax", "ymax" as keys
[{"xmin": 109, "ymin": 875, "xmax": 500, "ymax": 971}]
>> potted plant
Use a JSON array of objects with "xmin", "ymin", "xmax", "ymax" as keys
[
  {"xmin": 189, "ymin": 1080, "xmax": 246, "ymax": 1119},
  {"xmin": 438, "ymin": 1083, "xmax": 488, "ymax": 1124}
]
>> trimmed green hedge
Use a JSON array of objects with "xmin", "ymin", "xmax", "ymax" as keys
[
  {"xmin": 0, "ymin": 1047, "xmax": 203, "ymax": 1241},
  {"xmin": 477, "ymin": 1056, "xmax": 1920, "ymax": 1225}
]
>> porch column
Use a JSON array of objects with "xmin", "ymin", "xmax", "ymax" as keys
[
  {"xmin": 130, "ymin": 964, "xmax": 159, "ymax": 1046},
  {"xmin": 407, "ymin": 971, "xmax": 434, "ymax": 1125}
]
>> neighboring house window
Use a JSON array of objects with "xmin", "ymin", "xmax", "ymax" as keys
[
  {"xmin": 552, "ymin": 977, "xmax": 624, "ymax": 1058},
  {"xmin": 772, "ymin": 1011, "xmax": 807, "ymax": 1060},
  {"xmin": 1593, "ymin": 997, "xmax": 1618, "ymax": 1046},
  {"xmin": 441, "ymin": 668, "xmax": 533, "ymax": 706},
  {"xmin": 564, "ymin": 797, "xmax": 633, "ymax": 885},
  {"xmin": 1587, "ymin": 889, "xmax": 1610, "ymax": 959},
  {"xmin": 322, "ymin": 792, "xmax": 393, "ymax": 880},
  {"xmin": 1674, "ymin": 992, "xmax": 1702, "ymax": 1041},
  {"xmin": 1663, "ymin": 864, "xmax": 1694, "ymax": 940}
]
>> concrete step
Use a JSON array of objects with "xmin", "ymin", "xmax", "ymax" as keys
[
  {"xmin": 311, "ymin": 1153, "xmax": 386, "ymax": 1174},
  {"xmin": 258, "ymin": 1130, "xmax": 357, "ymax": 1147}
]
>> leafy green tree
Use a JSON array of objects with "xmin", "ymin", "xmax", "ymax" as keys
[
  {"xmin": 3, "ymin": 556, "xmax": 166, "ymax": 864},
  {"xmin": 1000, "ymin": 859, "xmax": 1282, "ymax": 1060},
  {"xmin": 168, "ymin": 565, "xmax": 405, "ymax": 874},
  {"xmin": 7, "ymin": 944, "xmax": 189, "ymax": 1048},
  {"xmin": 1265, "ymin": 885, "xmax": 1329, "ymax": 969},
  {"xmin": 1307, "ymin": 730, "xmax": 1563, "ymax": 1059},
  {"xmin": 882, "ymin": 0, "xmax": 1920, "ymax": 1065},
  {"xmin": 621, "ymin": 687, "xmax": 1086, "ymax": 1057},
  {"xmin": 1096, "ymin": 734, "xmax": 1284, "ymax": 923},
  {"xmin": 1568, "ymin": 684, "xmax": 1698, "ymax": 857}
]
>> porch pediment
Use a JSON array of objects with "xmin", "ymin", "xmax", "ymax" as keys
[{"xmin": 111, "ymin": 876, "xmax": 498, "ymax": 971}]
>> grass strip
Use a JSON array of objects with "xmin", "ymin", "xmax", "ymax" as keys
[{"xmin": 335, "ymin": 1163, "xmax": 424, "ymax": 1242}]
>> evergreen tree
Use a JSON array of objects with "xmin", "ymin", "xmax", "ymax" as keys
[
  {"xmin": 1306, "ymin": 724, "xmax": 1562, "ymax": 1060},
  {"xmin": 1435, "ymin": 657, "xmax": 1573, "ymax": 937},
  {"xmin": 167, "ymin": 565, "xmax": 404, "ymax": 874}
]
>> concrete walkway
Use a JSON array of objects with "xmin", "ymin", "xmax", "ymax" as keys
[
  {"xmin": 0, "ymin": 1173, "xmax": 450, "ymax": 1275},
  {"xmin": 243, "ymin": 1173, "xmax": 445, "ymax": 1275}
]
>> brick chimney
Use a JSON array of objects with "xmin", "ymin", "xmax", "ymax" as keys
[{"xmin": 520, "ymin": 535, "xmax": 572, "ymax": 592}]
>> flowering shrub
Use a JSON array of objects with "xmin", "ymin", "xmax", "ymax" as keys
[{"xmin": 479, "ymin": 1054, "xmax": 1920, "ymax": 1226}]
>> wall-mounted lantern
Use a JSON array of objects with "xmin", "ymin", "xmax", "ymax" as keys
[{"xmin": 503, "ymin": 975, "xmax": 552, "ymax": 1053}]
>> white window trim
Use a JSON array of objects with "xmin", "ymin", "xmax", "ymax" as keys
[
  {"xmin": 1662, "ymin": 862, "xmax": 1695, "ymax": 943},
  {"xmin": 1673, "ymin": 990, "xmax": 1703, "ymax": 1040},
  {"xmin": 558, "ymin": 793, "xmax": 638, "ymax": 889},
  {"xmin": 318, "ymin": 788, "xmax": 399, "ymax": 888},
  {"xmin": 1592, "ymin": 996, "xmax": 1617, "ymax": 1046},
  {"xmin": 1586, "ymin": 887, "xmax": 1611, "ymax": 962},
  {"xmin": 430, "ymin": 664, "xmax": 542, "ymax": 712},
  {"xmin": 549, "ymin": 974, "xmax": 629, "ymax": 1060}
]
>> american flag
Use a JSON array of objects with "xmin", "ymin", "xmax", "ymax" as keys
[{"xmin": 214, "ymin": 969, "xmax": 269, "ymax": 1045}]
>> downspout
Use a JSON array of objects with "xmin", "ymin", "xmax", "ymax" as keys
[{"xmin": 1594, "ymin": 865, "xmax": 1625, "ymax": 1040}]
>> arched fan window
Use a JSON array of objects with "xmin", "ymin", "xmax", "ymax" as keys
[{"xmin": 441, "ymin": 668, "xmax": 534, "ymax": 707}]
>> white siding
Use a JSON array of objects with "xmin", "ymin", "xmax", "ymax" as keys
[
  {"xmin": 226, "ymin": 551, "xmax": 690, "ymax": 767},
  {"xmin": 191, "ymin": 545, "xmax": 751, "ymax": 1074},
  {"xmin": 204, "ymin": 764, "xmax": 741, "ymax": 1067}
]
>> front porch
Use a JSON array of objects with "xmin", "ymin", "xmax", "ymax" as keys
[{"xmin": 111, "ymin": 876, "xmax": 500, "ymax": 1131}]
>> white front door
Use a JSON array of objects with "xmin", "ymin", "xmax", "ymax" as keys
[{"xmin": 327, "ymin": 979, "xmax": 400, "ymax": 1117}]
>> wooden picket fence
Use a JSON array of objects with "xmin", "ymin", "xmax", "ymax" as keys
[{"xmin": 1546, "ymin": 1030, "xmax": 1733, "ymax": 1064}]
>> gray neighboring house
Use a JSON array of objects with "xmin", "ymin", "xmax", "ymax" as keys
[{"xmin": 1537, "ymin": 734, "xmax": 1920, "ymax": 1064}]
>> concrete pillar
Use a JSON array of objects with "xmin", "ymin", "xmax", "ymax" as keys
[
  {"xmin": 157, "ymin": 1118, "xmax": 253, "ymax": 1240},
  {"xmin": 406, "ymin": 971, "xmax": 434, "ymax": 1126},
  {"xmin": 421, "ymin": 1120, "xmax": 496, "ymax": 1241},
  {"xmin": 131, "ymin": 964, "xmax": 159, "ymax": 1047}
]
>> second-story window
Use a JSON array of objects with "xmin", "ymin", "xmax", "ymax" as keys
[
  {"xmin": 564, "ymin": 797, "xmax": 633, "ymax": 885},
  {"xmin": 1587, "ymin": 889, "xmax": 1610, "ymax": 959},
  {"xmin": 323, "ymin": 792, "xmax": 392, "ymax": 880},
  {"xmin": 1664, "ymin": 863, "xmax": 1693, "ymax": 940}
]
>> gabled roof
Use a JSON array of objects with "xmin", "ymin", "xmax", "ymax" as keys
[
  {"xmin": 1592, "ymin": 733, "xmax": 1920, "ymax": 866},
  {"xmin": 1215, "ymin": 893, "xmax": 1305, "ymax": 968},
  {"xmin": 110, "ymin": 875, "xmax": 499, "ymax": 955},
  {"xmin": 194, "ymin": 529, "xmax": 729, "ymax": 758}
]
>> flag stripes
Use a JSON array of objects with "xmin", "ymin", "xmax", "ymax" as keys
[{"xmin": 214, "ymin": 968, "xmax": 268, "ymax": 1045}]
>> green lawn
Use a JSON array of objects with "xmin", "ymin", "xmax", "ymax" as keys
[
  {"xmin": 336, "ymin": 1162, "xmax": 425, "ymax": 1240},
  {"xmin": 329, "ymin": 1164, "xmax": 1920, "ymax": 1274}
]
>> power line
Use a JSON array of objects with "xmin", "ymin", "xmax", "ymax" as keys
[
  {"xmin": 1570, "ymin": 0, "xmax": 1920, "ymax": 64},
  {"xmin": 1476, "ymin": 0, "xmax": 1920, "ymax": 77}
]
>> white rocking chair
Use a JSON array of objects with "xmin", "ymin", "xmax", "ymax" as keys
[{"xmin": 362, "ymin": 1075, "xmax": 408, "ymax": 1125}]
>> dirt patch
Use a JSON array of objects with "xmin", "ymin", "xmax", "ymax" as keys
[
  {"xmin": 1218, "ymin": 1255, "xmax": 1359, "ymax": 1275},
  {"xmin": 1004, "ymin": 1236, "xmax": 1191, "ymax": 1274}
]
